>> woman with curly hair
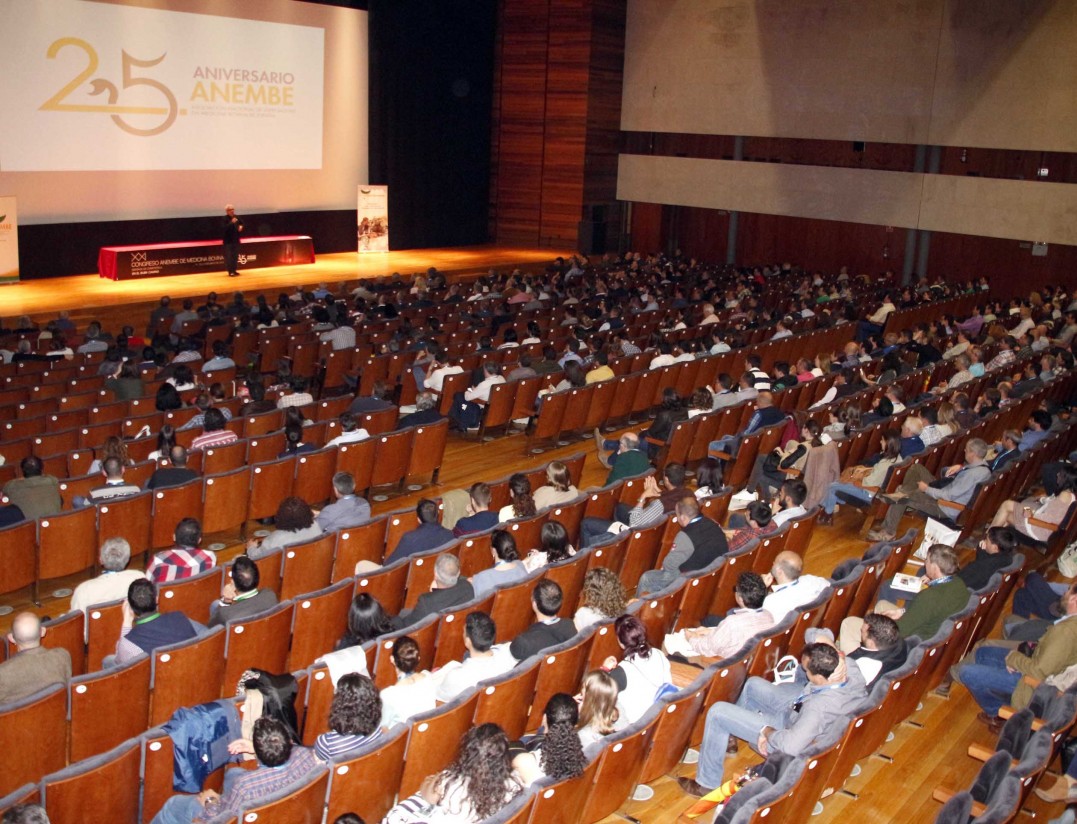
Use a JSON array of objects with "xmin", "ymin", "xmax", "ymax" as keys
[
  {"xmin": 512, "ymin": 693, "xmax": 588, "ymax": 785},
  {"xmin": 335, "ymin": 593, "xmax": 393, "ymax": 651},
  {"xmin": 497, "ymin": 473, "xmax": 537, "ymax": 523},
  {"xmin": 314, "ymin": 673, "xmax": 383, "ymax": 761},
  {"xmin": 577, "ymin": 670, "xmax": 622, "ymax": 748},
  {"xmin": 532, "ymin": 460, "xmax": 580, "ymax": 511},
  {"xmin": 386, "ymin": 723, "xmax": 521, "ymax": 824},
  {"xmin": 522, "ymin": 520, "xmax": 575, "ymax": 572},
  {"xmin": 246, "ymin": 496, "xmax": 322, "ymax": 559},
  {"xmin": 88, "ymin": 435, "xmax": 135, "ymax": 475},
  {"xmin": 603, "ymin": 614, "xmax": 672, "ymax": 724},
  {"xmin": 573, "ymin": 568, "xmax": 628, "ymax": 631}
]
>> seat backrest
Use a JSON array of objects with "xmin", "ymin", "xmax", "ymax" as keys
[
  {"xmin": 325, "ymin": 725, "xmax": 409, "ymax": 824},
  {"xmin": 96, "ymin": 490, "xmax": 153, "ymax": 559},
  {"xmin": 473, "ymin": 656, "xmax": 542, "ymax": 742},
  {"xmin": 41, "ymin": 739, "xmax": 141, "ymax": 824},
  {"xmin": 531, "ymin": 754, "xmax": 602, "ymax": 824},
  {"xmin": 527, "ymin": 632, "xmax": 595, "ymax": 731},
  {"xmin": 0, "ymin": 684, "xmax": 68, "ymax": 797},
  {"xmin": 221, "ymin": 602, "xmax": 295, "ymax": 697},
  {"xmin": 639, "ymin": 666, "xmax": 711, "ymax": 784},
  {"xmin": 0, "ymin": 520, "xmax": 36, "ymax": 598},
  {"xmin": 69, "ymin": 653, "xmax": 151, "ymax": 762},
  {"xmin": 150, "ymin": 478, "xmax": 204, "ymax": 549},
  {"xmin": 332, "ymin": 516, "xmax": 388, "ymax": 581},
  {"xmin": 38, "ymin": 505, "xmax": 98, "ymax": 581},
  {"xmin": 150, "ymin": 625, "xmax": 227, "ymax": 726},
  {"xmin": 86, "ymin": 597, "xmax": 126, "ymax": 672},
  {"xmin": 398, "ymin": 690, "xmax": 481, "ymax": 797},
  {"xmin": 579, "ymin": 709, "xmax": 659, "ymax": 823},
  {"xmin": 280, "ymin": 533, "xmax": 337, "ymax": 601},
  {"xmin": 158, "ymin": 564, "xmax": 224, "ymax": 625},
  {"xmin": 201, "ymin": 467, "xmax": 252, "ymax": 535},
  {"xmin": 38, "ymin": 609, "xmax": 86, "ymax": 676},
  {"xmin": 289, "ymin": 580, "xmax": 354, "ymax": 672},
  {"xmin": 234, "ymin": 765, "xmax": 328, "ymax": 824}
]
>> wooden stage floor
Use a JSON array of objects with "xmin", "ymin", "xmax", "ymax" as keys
[{"xmin": 0, "ymin": 244, "xmax": 571, "ymax": 319}]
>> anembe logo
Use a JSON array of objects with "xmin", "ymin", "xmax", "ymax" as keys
[
  {"xmin": 190, "ymin": 66, "xmax": 296, "ymax": 107},
  {"xmin": 40, "ymin": 37, "xmax": 181, "ymax": 136}
]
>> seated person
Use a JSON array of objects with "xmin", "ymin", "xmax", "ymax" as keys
[
  {"xmin": 146, "ymin": 517, "xmax": 217, "ymax": 584},
  {"xmin": 579, "ymin": 464, "xmax": 690, "ymax": 548},
  {"xmin": 836, "ymin": 613, "xmax": 907, "ymax": 688},
  {"xmin": 114, "ymin": 578, "xmax": 200, "ymax": 666},
  {"xmin": 150, "ymin": 717, "xmax": 318, "ymax": 824},
  {"xmin": 676, "ymin": 643, "xmax": 866, "ymax": 798},
  {"xmin": 819, "ymin": 430, "xmax": 903, "ymax": 525},
  {"xmin": 144, "ymin": 446, "xmax": 199, "ymax": 491},
  {"xmin": 209, "ymin": 555, "xmax": 279, "ymax": 627},
  {"xmin": 532, "ymin": 460, "xmax": 580, "ymax": 510},
  {"xmin": 397, "ymin": 391, "xmax": 445, "ymax": 429},
  {"xmin": 708, "ymin": 391, "xmax": 786, "ymax": 458},
  {"xmin": 391, "ymin": 553, "xmax": 474, "ymax": 630},
  {"xmin": 954, "ymin": 582, "xmax": 1077, "ymax": 733},
  {"xmin": 511, "ymin": 694, "xmax": 588, "ymax": 785},
  {"xmin": 246, "ymin": 496, "xmax": 323, "ymax": 560},
  {"xmin": 839, "ymin": 544, "xmax": 968, "ymax": 647},
  {"xmin": 0, "ymin": 612, "xmax": 72, "ymax": 704},
  {"xmin": 603, "ymin": 615, "xmax": 672, "ymax": 724},
  {"xmin": 989, "ymin": 464, "xmax": 1077, "ymax": 543},
  {"xmin": 314, "ymin": 472, "xmax": 372, "ymax": 533},
  {"xmin": 437, "ymin": 612, "xmax": 515, "ymax": 702},
  {"xmin": 471, "ymin": 530, "xmax": 531, "ymax": 598},
  {"xmin": 663, "ymin": 572, "xmax": 774, "ymax": 661},
  {"xmin": 509, "ymin": 580, "xmax": 577, "ymax": 661},
  {"xmin": 724, "ymin": 501, "xmax": 779, "ymax": 552},
  {"xmin": 384, "ymin": 499, "xmax": 454, "ymax": 564},
  {"xmin": 312, "ymin": 673, "xmax": 383, "ymax": 761},
  {"xmin": 712, "ymin": 550, "xmax": 829, "ymax": 625},
  {"xmin": 452, "ymin": 482, "xmax": 499, "ymax": 537},
  {"xmin": 324, "ymin": 412, "xmax": 370, "ymax": 448},
  {"xmin": 867, "ymin": 438, "xmax": 991, "ymax": 542},
  {"xmin": 521, "ymin": 520, "xmax": 576, "ymax": 573},
  {"xmin": 637, "ymin": 497, "xmax": 728, "ymax": 596},
  {"xmin": 573, "ymin": 568, "xmax": 629, "ymax": 631},
  {"xmin": 71, "ymin": 538, "xmax": 148, "ymax": 623},
  {"xmin": 1, "ymin": 456, "xmax": 62, "ymax": 521},
  {"xmin": 379, "ymin": 636, "xmax": 439, "ymax": 729}
]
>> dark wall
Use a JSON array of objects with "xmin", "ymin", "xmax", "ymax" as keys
[
  {"xmin": 18, "ymin": 210, "xmax": 358, "ymax": 280},
  {"xmin": 368, "ymin": 0, "xmax": 496, "ymax": 249}
]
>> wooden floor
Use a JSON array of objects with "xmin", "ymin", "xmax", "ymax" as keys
[
  {"xmin": 0, "ymin": 243, "xmax": 569, "ymax": 320},
  {"xmin": 0, "ymin": 252, "xmax": 1067, "ymax": 823}
]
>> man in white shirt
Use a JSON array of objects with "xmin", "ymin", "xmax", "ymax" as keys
[
  {"xmin": 857, "ymin": 294, "xmax": 897, "ymax": 341},
  {"xmin": 699, "ymin": 303, "xmax": 720, "ymax": 326},
  {"xmin": 70, "ymin": 538, "xmax": 147, "ymax": 638},
  {"xmin": 761, "ymin": 551, "xmax": 830, "ymax": 623},
  {"xmin": 770, "ymin": 479, "xmax": 809, "ymax": 529},
  {"xmin": 436, "ymin": 612, "xmax": 515, "ymax": 702},
  {"xmin": 770, "ymin": 320, "xmax": 793, "ymax": 340},
  {"xmin": 649, "ymin": 343, "xmax": 676, "ymax": 370},
  {"xmin": 325, "ymin": 412, "xmax": 370, "ymax": 448},
  {"xmin": 450, "ymin": 362, "xmax": 506, "ymax": 430}
]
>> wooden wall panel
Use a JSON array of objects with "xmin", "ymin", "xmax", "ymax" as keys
[
  {"xmin": 490, "ymin": 0, "xmax": 626, "ymax": 248},
  {"xmin": 493, "ymin": 1, "xmax": 550, "ymax": 242},
  {"xmin": 926, "ymin": 232, "xmax": 1077, "ymax": 298},
  {"xmin": 677, "ymin": 206, "xmax": 730, "ymax": 264},
  {"xmin": 629, "ymin": 202, "xmax": 663, "ymax": 254},
  {"xmin": 736, "ymin": 212, "xmax": 903, "ymax": 276}
]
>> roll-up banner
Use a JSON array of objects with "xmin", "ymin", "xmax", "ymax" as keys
[
  {"xmin": 357, "ymin": 185, "xmax": 388, "ymax": 252},
  {"xmin": 0, "ymin": 197, "xmax": 19, "ymax": 283}
]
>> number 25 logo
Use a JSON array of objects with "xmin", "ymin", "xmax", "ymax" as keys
[{"xmin": 40, "ymin": 37, "xmax": 180, "ymax": 137}]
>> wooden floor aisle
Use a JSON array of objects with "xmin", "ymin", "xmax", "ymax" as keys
[{"xmin": 0, "ymin": 423, "xmax": 1067, "ymax": 824}]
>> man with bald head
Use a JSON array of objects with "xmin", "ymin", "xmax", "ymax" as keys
[
  {"xmin": 760, "ymin": 551, "xmax": 831, "ymax": 624},
  {"xmin": 0, "ymin": 612, "xmax": 71, "ymax": 703}
]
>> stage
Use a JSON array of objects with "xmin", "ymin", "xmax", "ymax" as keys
[{"xmin": 2, "ymin": 244, "xmax": 571, "ymax": 322}]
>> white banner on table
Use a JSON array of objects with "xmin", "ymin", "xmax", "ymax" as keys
[
  {"xmin": 0, "ymin": 197, "xmax": 19, "ymax": 283},
  {"xmin": 0, "ymin": 0, "xmax": 324, "ymax": 171},
  {"xmin": 357, "ymin": 185, "xmax": 388, "ymax": 252}
]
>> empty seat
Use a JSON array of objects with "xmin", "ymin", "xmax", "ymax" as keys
[
  {"xmin": 0, "ymin": 684, "xmax": 67, "ymax": 797},
  {"xmin": 325, "ymin": 726, "xmax": 409, "ymax": 824},
  {"xmin": 69, "ymin": 653, "xmax": 151, "ymax": 762},
  {"xmin": 150, "ymin": 625, "xmax": 227, "ymax": 726},
  {"xmin": 41, "ymin": 739, "xmax": 141, "ymax": 824}
]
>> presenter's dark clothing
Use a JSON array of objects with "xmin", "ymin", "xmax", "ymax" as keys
[{"xmin": 222, "ymin": 216, "xmax": 243, "ymax": 275}]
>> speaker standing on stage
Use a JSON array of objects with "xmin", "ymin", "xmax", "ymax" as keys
[{"xmin": 222, "ymin": 204, "xmax": 244, "ymax": 277}]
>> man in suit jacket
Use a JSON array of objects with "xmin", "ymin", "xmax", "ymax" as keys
[
  {"xmin": 0, "ymin": 612, "xmax": 72, "ymax": 704},
  {"xmin": 144, "ymin": 446, "xmax": 199, "ymax": 491},
  {"xmin": 314, "ymin": 472, "xmax": 371, "ymax": 533},
  {"xmin": 386, "ymin": 499, "xmax": 455, "ymax": 564},
  {"xmin": 509, "ymin": 580, "xmax": 577, "ymax": 660},
  {"xmin": 209, "ymin": 555, "xmax": 279, "ymax": 628},
  {"xmin": 393, "ymin": 554, "xmax": 474, "ymax": 630}
]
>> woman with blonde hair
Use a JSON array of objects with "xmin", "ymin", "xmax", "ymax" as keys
[
  {"xmin": 577, "ymin": 670, "xmax": 622, "ymax": 748},
  {"xmin": 533, "ymin": 461, "xmax": 579, "ymax": 511},
  {"xmin": 573, "ymin": 568, "xmax": 629, "ymax": 631}
]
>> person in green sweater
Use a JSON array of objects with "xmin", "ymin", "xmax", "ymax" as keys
[
  {"xmin": 601, "ymin": 432, "xmax": 652, "ymax": 485},
  {"xmin": 839, "ymin": 544, "xmax": 969, "ymax": 650}
]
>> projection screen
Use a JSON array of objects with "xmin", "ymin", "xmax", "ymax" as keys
[{"xmin": 0, "ymin": 0, "xmax": 368, "ymax": 224}]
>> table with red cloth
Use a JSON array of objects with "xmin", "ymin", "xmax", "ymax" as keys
[{"xmin": 97, "ymin": 235, "xmax": 314, "ymax": 280}]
